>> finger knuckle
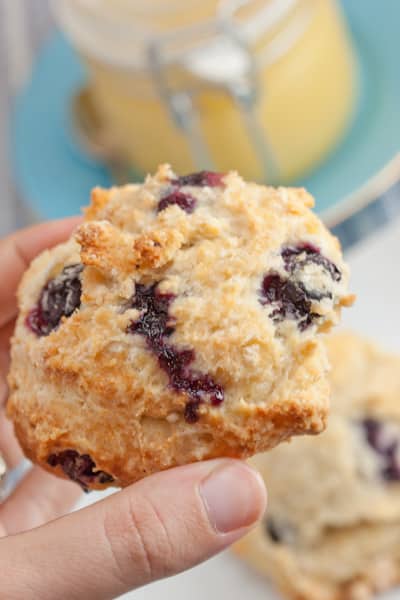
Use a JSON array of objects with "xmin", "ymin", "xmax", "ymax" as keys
[{"xmin": 103, "ymin": 492, "xmax": 174, "ymax": 587}]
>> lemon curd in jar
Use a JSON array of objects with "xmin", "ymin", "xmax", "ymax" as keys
[{"xmin": 56, "ymin": 0, "xmax": 356, "ymax": 183}]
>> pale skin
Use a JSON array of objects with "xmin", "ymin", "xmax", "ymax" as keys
[{"xmin": 0, "ymin": 218, "xmax": 266, "ymax": 600}]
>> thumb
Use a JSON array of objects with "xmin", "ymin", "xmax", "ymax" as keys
[{"xmin": 1, "ymin": 459, "xmax": 266, "ymax": 600}]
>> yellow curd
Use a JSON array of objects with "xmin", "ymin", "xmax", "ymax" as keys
[{"xmin": 56, "ymin": 0, "xmax": 356, "ymax": 182}]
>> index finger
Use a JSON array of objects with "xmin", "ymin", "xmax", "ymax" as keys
[{"xmin": 0, "ymin": 217, "xmax": 82, "ymax": 328}]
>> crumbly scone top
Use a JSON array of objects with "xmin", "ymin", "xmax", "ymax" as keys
[{"xmin": 19, "ymin": 165, "xmax": 352, "ymax": 427}]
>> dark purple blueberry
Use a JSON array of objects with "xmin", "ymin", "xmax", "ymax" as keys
[
  {"xmin": 158, "ymin": 190, "xmax": 197, "ymax": 214},
  {"xmin": 282, "ymin": 245, "xmax": 341, "ymax": 282},
  {"xmin": 172, "ymin": 367, "xmax": 224, "ymax": 407},
  {"xmin": 265, "ymin": 519, "xmax": 282, "ymax": 543},
  {"xmin": 361, "ymin": 419, "xmax": 400, "ymax": 482},
  {"xmin": 157, "ymin": 344, "xmax": 194, "ymax": 382},
  {"xmin": 259, "ymin": 243, "xmax": 342, "ymax": 330},
  {"xmin": 26, "ymin": 307, "xmax": 49, "ymax": 336},
  {"xmin": 47, "ymin": 450, "xmax": 114, "ymax": 491},
  {"xmin": 26, "ymin": 264, "xmax": 83, "ymax": 337},
  {"xmin": 362, "ymin": 418, "xmax": 382, "ymax": 450},
  {"xmin": 260, "ymin": 273, "xmax": 317, "ymax": 330},
  {"xmin": 184, "ymin": 400, "xmax": 201, "ymax": 424},
  {"xmin": 173, "ymin": 171, "xmax": 225, "ymax": 188},
  {"xmin": 127, "ymin": 282, "xmax": 224, "ymax": 422},
  {"xmin": 128, "ymin": 283, "xmax": 175, "ymax": 341},
  {"xmin": 383, "ymin": 463, "xmax": 400, "ymax": 481},
  {"xmin": 264, "ymin": 518, "xmax": 296, "ymax": 544}
]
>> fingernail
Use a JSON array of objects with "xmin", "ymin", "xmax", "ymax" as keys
[{"xmin": 199, "ymin": 461, "xmax": 266, "ymax": 534}]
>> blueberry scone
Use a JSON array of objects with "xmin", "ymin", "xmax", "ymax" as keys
[
  {"xmin": 7, "ymin": 166, "xmax": 352, "ymax": 490},
  {"xmin": 235, "ymin": 332, "xmax": 400, "ymax": 600}
]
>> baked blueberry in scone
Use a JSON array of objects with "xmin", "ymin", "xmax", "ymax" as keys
[
  {"xmin": 7, "ymin": 165, "xmax": 352, "ymax": 490},
  {"xmin": 234, "ymin": 332, "xmax": 400, "ymax": 600}
]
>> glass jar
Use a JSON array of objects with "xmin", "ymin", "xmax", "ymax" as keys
[{"xmin": 54, "ymin": 0, "xmax": 357, "ymax": 183}]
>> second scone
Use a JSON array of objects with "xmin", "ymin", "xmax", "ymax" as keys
[
  {"xmin": 234, "ymin": 332, "xmax": 400, "ymax": 600},
  {"xmin": 8, "ymin": 166, "xmax": 352, "ymax": 489}
]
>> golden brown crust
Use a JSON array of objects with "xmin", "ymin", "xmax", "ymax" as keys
[
  {"xmin": 8, "ymin": 166, "xmax": 351, "ymax": 489},
  {"xmin": 9, "ymin": 338, "xmax": 328, "ymax": 489},
  {"xmin": 84, "ymin": 187, "xmax": 111, "ymax": 220}
]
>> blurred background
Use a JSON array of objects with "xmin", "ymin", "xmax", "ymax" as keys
[
  {"xmin": 0, "ymin": 1, "xmax": 399, "ymax": 599},
  {"xmin": 0, "ymin": 0, "xmax": 53, "ymax": 236},
  {"xmin": 1, "ymin": 0, "xmax": 399, "ymax": 246}
]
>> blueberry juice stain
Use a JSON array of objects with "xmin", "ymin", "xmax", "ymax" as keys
[{"xmin": 127, "ymin": 283, "xmax": 224, "ymax": 423}]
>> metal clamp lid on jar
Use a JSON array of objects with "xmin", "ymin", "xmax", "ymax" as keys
[{"xmin": 54, "ymin": 0, "xmax": 314, "ymax": 181}]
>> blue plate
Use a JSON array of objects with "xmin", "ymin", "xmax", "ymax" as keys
[{"xmin": 12, "ymin": 0, "xmax": 400, "ymax": 224}]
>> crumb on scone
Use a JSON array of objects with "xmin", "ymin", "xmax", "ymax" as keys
[
  {"xmin": 234, "ymin": 332, "xmax": 400, "ymax": 600},
  {"xmin": 7, "ymin": 166, "xmax": 353, "ymax": 490}
]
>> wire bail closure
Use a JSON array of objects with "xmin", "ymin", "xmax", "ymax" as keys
[{"xmin": 145, "ymin": 4, "xmax": 285, "ymax": 181}]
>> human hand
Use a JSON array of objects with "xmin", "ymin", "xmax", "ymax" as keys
[{"xmin": 0, "ymin": 219, "xmax": 266, "ymax": 599}]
